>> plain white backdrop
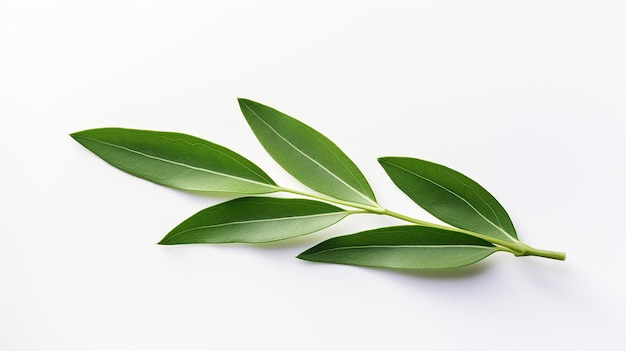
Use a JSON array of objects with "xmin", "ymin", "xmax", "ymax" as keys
[{"xmin": 2, "ymin": 0, "xmax": 625, "ymax": 350}]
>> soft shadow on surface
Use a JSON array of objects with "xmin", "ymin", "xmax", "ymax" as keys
[
  {"xmin": 517, "ymin": 255, "xmax": 573, "ymax": 289},
  {"xmin": 160, "ymin": 235, "xmax": 495, "ymax": 279},
  {"xmin": 250, "ymin": 235, "xmax": 327, "ymax": 250},
  {"xmin": 157, "ymin": 234, "xmax": 325, "ymax": 254},
  {"xmin": 167, "ymin": 188, "xmax": 252, "ymax": 202}
]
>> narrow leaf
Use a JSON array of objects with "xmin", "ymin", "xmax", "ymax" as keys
[
  {"xmin": 379, "ymin": 157, "xmax": 518, "ymax": 243},
  {"xmin": 238, "ymin": 98, "xmax": 378, "ymax": 207},
  {"xmin": 298, "ymin": 225, "xmax": 497, "ymax": 270},
  {"xmin": 159, "ymin": 197, "xmax": 350, "ymax": 244},
  {"xmin": 71, "ymin": 128, "xmax": 277, "ymax": 194}
]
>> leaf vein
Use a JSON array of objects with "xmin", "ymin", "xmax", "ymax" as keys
[
  {"xmin": 308, "ymin": 244, "xmax": 495, "ymax": 255},
  {"xmin": 74, "ymin": 136, "xmax": 277, "ymax": 190},
  {"xmin": 240, "ymin": 101, "xmax": 378, "ymax": 207},
  {"xmin": 164, "ymin": 212, "xmax": 347, "ymax": 242},
  {"xmin": 384, "ymin": 161, "xmax": 516, "ymax": 242}
]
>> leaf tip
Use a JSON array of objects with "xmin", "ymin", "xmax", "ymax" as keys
[
  {"xmin": 295, "ymin": 252, "xmax": 312, "ymax": 261},
  {"xmin": 237, "ymin": 97, "xmax": 252, "ymax": 106},
  {"xmin": 157, "ymin": 236, "xmax": 172, "ymax": 245},
  {"xmin": 69, "ymin": 131, "xmax": 81, "ymax": 140},
  {"xmin": 296, "ymin": 245, "xmax": 322, "ymax": 262},
  {"xmin": 377, "ymin": 157, "xmax": 393, "ymax": 166},
  {"xmin": 377, "ymin": 156, "xmax": 396, "ymax": 163}
]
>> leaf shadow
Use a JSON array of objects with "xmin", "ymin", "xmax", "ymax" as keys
[
  {"xmin": 168, "ymin": 188, "xmax": 257, "ymax": 201},
  {"xmin": 175, "ymin": 234, "xmax": 496, "ymax": 280},
  {"xmin": 241, "ymin": 235, "xmax": 326, "ymax": 252}
]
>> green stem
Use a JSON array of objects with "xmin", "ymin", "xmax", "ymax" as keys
[
  {"xmin": 276, "ymin": 186, "xmax": 566, "ymax": 261},
  {"xmin": 514, "ymin": 245, "xmax": 566, "ymax": 260},
  {"xmin": 276, "ymin": 186, "xmax": 385, "ymax": 213},
  {"xmin": 380, "ymin": 209, "xmax": 565, "ymax": 260}
]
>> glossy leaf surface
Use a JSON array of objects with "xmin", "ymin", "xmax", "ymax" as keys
[
  {"xmin": 71, "ymin": 128, "xmax": 277, "ymax": 193},
  {"xmin": 379, "ymin": 157, "xmax": 518, "ymax": 243},
  {"xmin": 238, "ymin": 98, "xmax": 377, "ymax": 207},
  {"xmin": 159, "ymin": 197, "xmax": 350, "ymax": 244},
  {"xmin": 298, "ymin": 225, "xmax": 497, "ymax": 269}
]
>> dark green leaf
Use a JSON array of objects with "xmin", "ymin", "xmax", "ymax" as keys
[
  {"xmin": 159, "ymin": 197, "xmax": 350, "ymax": 244},
  {"xmin": 378, "ymin": 157, "xmax": 518, "ymax": 243},
  {"xmin": 238, "ymin": 98, "xmax": 378, "ymax": 207},
  {"xmin": 298, "ymin": 225, "xmax": 497, "ymax": 269},
  {"xmin": 71, "ymin": 128, "xmax": 277, "ymax": 194}
]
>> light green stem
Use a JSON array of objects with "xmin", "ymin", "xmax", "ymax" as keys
[{"xmin": 276, "ymin": 186, "xmax": 566, "ymax": 261}]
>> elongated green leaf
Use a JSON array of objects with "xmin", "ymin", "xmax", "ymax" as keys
[
  {"xmin": 298, "ymin": 226, "xmax": 497, "ymax": 269},
  {"xmin": 159, "ymin": 197, "xmax": 350, "ymax": 244},
  {"xmin": 379, "ymin": 157, "xmax": 518, "ymax": 243},
  {"xmin": 71, "ymin": 128, "xmax": 277, "ymax": 194},
  {"xmin": 238, "ymin": 98, "xmax": 378, "ymax": 207}
]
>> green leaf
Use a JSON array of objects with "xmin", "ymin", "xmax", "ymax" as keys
[
  {"xmin": 298, "ymin": 225, "xmax": 497, "ymax": 270},
  {"xmin": 238, "ymin": 98, "xmax": 378, "ymax": 207},
  {"xmin": 159, "ymin": 197, "xmax": 350, "ymax": 244},
  {"xmin": 71, "ymin": 128, "xmax": 278, "ymax": 194},
  {"xmin": 378, "ymin": 157, "xmax": 518, "ymax": 243}
]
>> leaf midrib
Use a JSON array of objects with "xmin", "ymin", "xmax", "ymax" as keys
[
  {"xmin": 240, "ymin": 101, "xmax": 377, "ymax": 207},
  {"xmin": 74, "ymin": 135, "xmax": 277, "ymax": 190},
  {"xmin": 165, "ymin": 212, "xmax": 348, "ymax": 241},
  {"xmin": 382, "ymin": 160, "xmax": 517, "ymax": 242},
  {"xmin": 156, "ymin": 133, "xmax": 275, "ymax": 184},
  {"xmin": 305, "ymin": 244, "xmax": 496, "ymax": 256}
]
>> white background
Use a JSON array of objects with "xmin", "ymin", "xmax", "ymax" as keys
[{"xmin": 2, "ymin": 1, "xmax": 625, "ymax": 350}]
